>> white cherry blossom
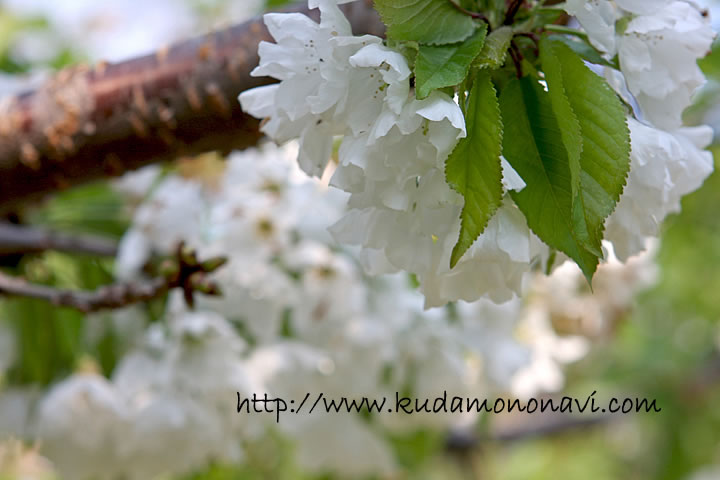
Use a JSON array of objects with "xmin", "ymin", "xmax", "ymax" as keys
[
  {"xmin": 617, "ymin": 1, "xmax": 715, "ymax": 129},
  {"xmin": 606, "ymin": 118, "xmax": 714, "ymax": 260}
]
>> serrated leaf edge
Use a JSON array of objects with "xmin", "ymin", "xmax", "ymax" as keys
[{"xmin": 446, "ymin": 73, "xmax": 504, "ymax": 268}]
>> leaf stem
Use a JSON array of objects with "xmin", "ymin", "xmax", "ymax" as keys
[
  {"xmin": 448, "ymin": 0, "xmax": 492, "ymax": 30},
  {"xmin": 509, "ymin": 41, "xmax": 524, "ymax": 78},
  {"xmin": 544, "ymin": 24, "xmax": 589, "ymax": 41},
  {"xmin": 515, "ymin": 32, "xmax": 540, "ymax": 56},
  {"xmin": 504, "ymin": 0, "xmax": 523, "ymax": 25}
]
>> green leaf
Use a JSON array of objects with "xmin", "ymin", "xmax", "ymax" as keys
[
  {"xmin": 698, "ymin": 37, "xmax": 720, "ymax": 81},
  {"xmin": 540, "ymin": 36, "xmax": 583, "ymax": 201},
  {"xmin": 541, "ymin": 37, "xmax": 631, "ymax": 258},
  {"xmin": 374, "ymin": 0, "xmax": 476, "ymax": 45},
  {"xmin": 550, "ymin": 34, "xmax": 618, "ymax": 69},
  {"xmin": 265, "ymin": 0, "xmax": 294, "ymax": 7},
  {"xmin": 473, "ymin": 26, "xmax": 513, "ymax": 69},
  {"xmin": 415, "ymin": 25, "xmax": 487, "ymax": 99},
  {"xmin": 446, "ymin": 71, "xmax": 504, "ymax": 268},
  {"xmin": 499, "ymin": 77, "xmax": 600, "ymax": 280}
]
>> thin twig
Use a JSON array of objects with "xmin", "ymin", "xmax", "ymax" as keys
[
  {"xmin": 447, "ymin": 412, "xmax": 618, "ymax": 450},
  {"xmin": 0, "ymin": 272, "xmax": 169, "ymax": 313},
  {"xmin": 492, "ymin": 413, "xmax": 617, "ymax": 443},
  {"xmin": 0, "ymin": 223, "xmax": 118, "ymax": 257},
  {"xmin": 0, "ymin": 243, "xmax": 227, "ymax": 313},
  {"xmin": 446, "ymin": 355, "xmax": 720, "ymax": 452}
]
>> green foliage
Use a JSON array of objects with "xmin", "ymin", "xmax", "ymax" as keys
[
  {"xmin": 388, "ymin": 429, "xmax": 446, "ymax": 472},
  {"xmin": 476, "ymin": 0, "xmax": 507, "ymax": 27},
  {"xmin": 371, "ymin": 1, "xmax": 634, "ymax": 284},
  {"xmin": 654, "ymin": 146, "xmax": 720, "ymax": 314},
  {"xmin": 698, "ymin": 38, "xmax": 720, "ymax": 81},
  {"xmin": 445, "ymin": 71, "xmax": 503, "ymax": 268},
  {"xmin": 0, "ymin": 1, "xmax": 715, "ymax": 479},
  {"xmin": 3, "ymin": 298, "xmax": 82, "ymax": 385},
  {"xmin": 414, "ymin": 25, "xmax": 487, "ymax": 99},
  {"xmin": 27, "ymin": 182, "xmax": 130, "ymax": 238},
  {"xmin": 374, "ymin": 0, "xmax": 476, "ymax": 45},
  {"xmin": 540, "ymin": 37, "xmax": 583, "ymax": 200},
  {"xmin": 541, "ymin": 37, "xmax": 631, "ymax": 260},
  {"xmin": 265, "ymin": 0, "xmax": 294, "ymax": 8},
  {"xmin": 550, "ymin": 35, "xmax": 618, "ymax": 69},
  {"xmin": 491, "ymin": 39, "xmax": 629, "ymax": 281},
  {"xmin": 499, "ymin": 77, "xmax": 600, "ymax": 280},
  {"xmin": 473, "ymin": 26, "xmax": 513, "ymax": 69},
  {"xmin": 3, "ymin": 253, "xmax": 115, "ymax": 385},
  {"xmin": 0, "ymin": 10, "xmax": 82, "ymax": 73},
  {"xmin": 2, "ymin": 182, "xmax": 133, "ymax": 385}
]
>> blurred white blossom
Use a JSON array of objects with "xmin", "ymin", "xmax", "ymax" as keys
[
  {"xmin": 0, "ymin": 131, "xmax": 661, "ymax": 479},
  {"xmin": 2, "ymin": 0, "xmax": 263, "ymax": 62},
  {"xmin": 0, "ymin": 0, "xmax": 697, "ymax": 478}
]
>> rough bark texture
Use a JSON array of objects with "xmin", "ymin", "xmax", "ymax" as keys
[{"xmin": 0, "ymin": 1, "xmax": 384, "ymax": 213}]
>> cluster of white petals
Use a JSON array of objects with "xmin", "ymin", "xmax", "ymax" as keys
[
  {"xmin": 0, "ymin": 143, "xmax": 659, "ymax": 480},
  {"xmin": 512, "ymin": 242, "xmax": 659, "ymax": 396},
  {"xmin": 566, "ymin": 0, "xmax": 716, "ymax": 260},
  {"xmin": 567, "ymin": 0, "xmax": 715, "ymax": 127},
  {"xmin": 36, "ymin": 312, "xmax": 254, "ymax": 480},
  {"xmin": 606, "ymin": 120, "xmax": 714, "ymax": 259},
  {"xmin": 0, "ymin": 0, "xmax": 709, "ymax": 476},
  {"xmin": 240, "ymin": 0, "xmax": 715, "ymax": 305},
  {"xmin": 241, "ymin": 0, "xmax": 549, "ymax": 307}
]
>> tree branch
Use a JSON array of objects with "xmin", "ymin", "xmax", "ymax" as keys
[
  {"xmin": 0, "ymin": 243, "xmax": 227, "ymax": 313},
  {"xmin": 0, "ymin": 272, "xmax": 170, "ymax": 313},
  {"xmin": 446, "ymin": 412, "xmax": 618, "ymax": 452},
  {"xmin": 0, "ymin": 1, "xmax": 384, "ymax": 214},
  {"xmin": 0, "ymin": 222, "xmax": 118, "ymax": 257},
  {"xmin": 446, "ymin": 354, "xmax": 720, "ymax": 451}
]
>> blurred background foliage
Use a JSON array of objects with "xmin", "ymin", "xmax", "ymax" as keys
[{"xmin": 0, "ymin": 0, "xmax": 719, "ymax": 479}]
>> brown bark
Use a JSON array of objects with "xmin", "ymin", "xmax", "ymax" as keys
[
  {"xmin": 0, "ymin": 1, "xmax": 384, "ymax": 214},
  {"xmin": 0, "ymin": 272, "xmax": 172, "ymax": 313},
  {"xmin": 0, "ymin": 242, "xmax": 227, "ymax": 313}
]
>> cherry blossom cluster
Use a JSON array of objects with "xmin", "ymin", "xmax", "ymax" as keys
[
  {"xmin": 567, "ymin": 0, "xmax": 716, "ymax": 260},
  {"xmin": 0, "ymin": 143, "xmax": 657, "ymax": 479},
  {"xmin": 240, "ymin": 0, "xmax": 550, "ymax": 307},
  {"xmin": 240, "ymin": 0, "xmax": 715, "ymax": 305}
]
